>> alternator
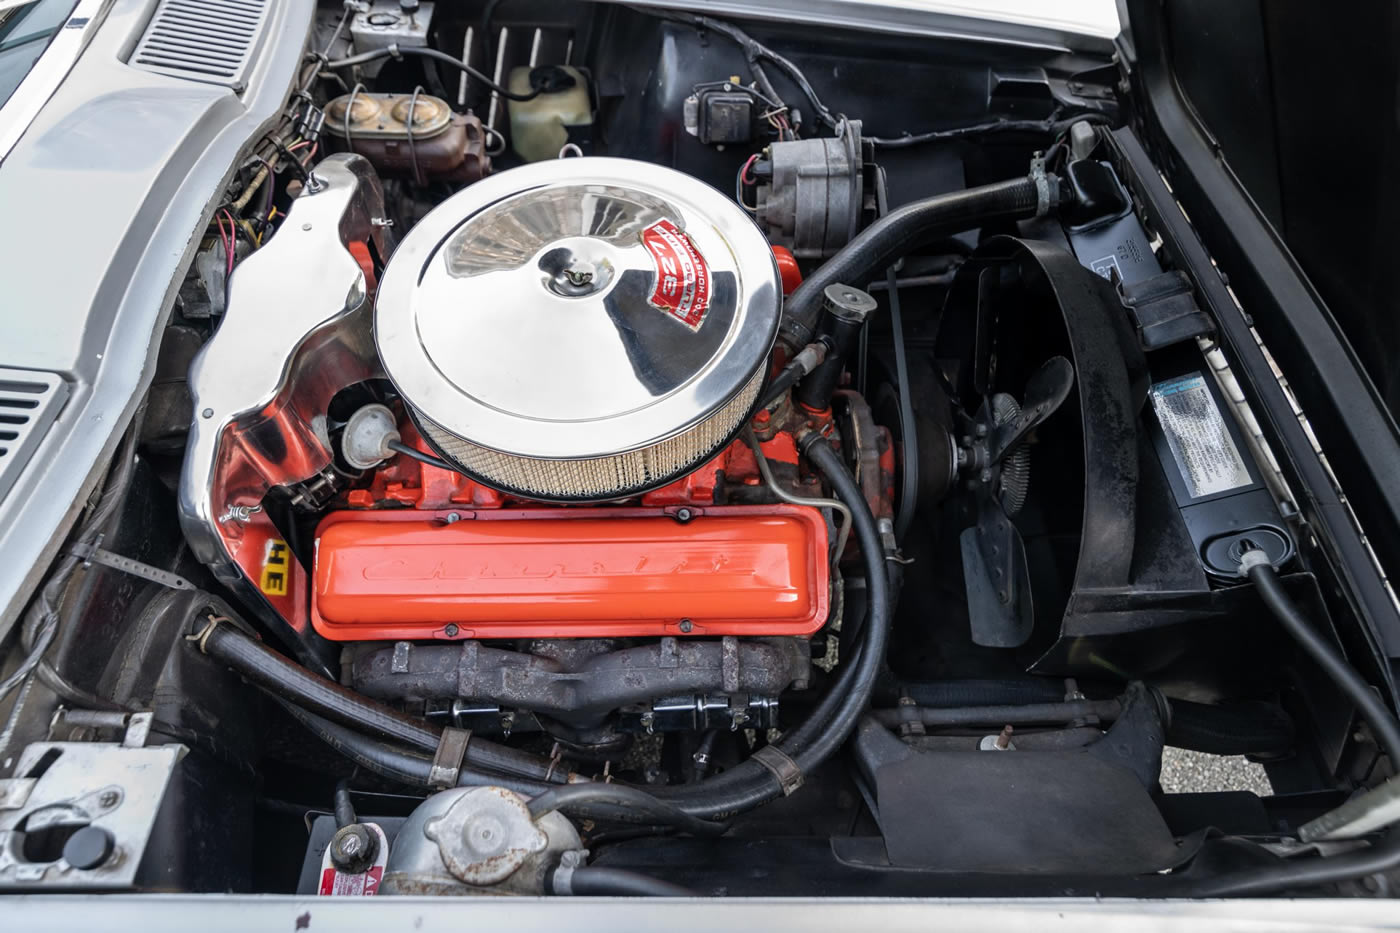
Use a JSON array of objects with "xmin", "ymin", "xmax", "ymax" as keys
[{"xmin": 754, "ymin": 120, "xmax": 864, "ymax": 259}]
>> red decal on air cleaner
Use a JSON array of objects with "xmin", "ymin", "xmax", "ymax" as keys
[{"xmin": 641, "ymin": 218, "xmax": 712, "ymax": 330}]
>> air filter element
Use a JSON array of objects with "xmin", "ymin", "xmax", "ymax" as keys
[{"xmin": 375, "ymin": 157, "xmax": 781, "ymax": 501}]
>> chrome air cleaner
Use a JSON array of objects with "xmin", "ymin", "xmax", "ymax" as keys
[{"xmin": 374, "ymin": 157, "xmax": 781, "ymax": 500}]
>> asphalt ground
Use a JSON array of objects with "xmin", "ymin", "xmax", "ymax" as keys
[{"xmin": 1160, "ymin": 746, "xmax": 1273, "ymax": 795}]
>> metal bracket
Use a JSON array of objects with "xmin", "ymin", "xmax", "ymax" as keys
[
  {"xmin": 0, "ymin": 779, "xmax": 36, "ymax": 811},
  {"xmin": 0, "ymin": 740, "xmax": 185, "ymax": 888},
  {"xmin": 122, "ymin": 712, "xmax": 154, "ymax": 749},
  {"xmin": 428, "ymin": 727, "xmax": 471, "ymax": 789},
  {"xmin": 50, "ymin": 709, "xmax": 154, "ymax": 749},
  {"xmin": 66, "ymin": 544, "xmax": 195, "ymax": 591}
]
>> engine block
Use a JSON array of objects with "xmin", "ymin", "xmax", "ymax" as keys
[{"xmin": 312, "ymin": 425, "xmax": 832, "ymax": 641}]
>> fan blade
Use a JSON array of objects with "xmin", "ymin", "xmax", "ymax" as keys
[
  {"xmin": 988, "ymin": 355, "xmax": 1075, "ymax": 463},
  {"xmin": 960, "ymin": 497, "xmax": 1034, "ymax": 648}
]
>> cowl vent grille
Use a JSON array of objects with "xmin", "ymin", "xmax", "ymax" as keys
[
  {"xmin": 128, "ymin": 0, "xmax": 271, "ymax": 90},
  {"xmin": 0, "ymin": 369, "xmax": 69, "ymax": 504}
]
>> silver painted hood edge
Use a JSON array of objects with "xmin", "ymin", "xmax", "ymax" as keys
[{"xmin": 0, "ymin": 0, "xmax": 316, "ymax": 640}]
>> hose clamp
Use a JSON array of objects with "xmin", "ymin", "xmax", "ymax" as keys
[
  {"xmin": 752, "ymin": 745, "xmax": 804, "ymax": 796},
  {"xmin": 795, "ymin": 427, "xmax": 823, "ymax": 456},
  {"xmin": 792, "ymin": 341, "xmax": 829, "ymax": 376},
  {"xmin": 549, "ymin": 849, "xmax": 589, "ymax": 895},
  {"xmin": 1237, "ymin": 548, "xmax": 1273, "ymax": 577},
  {"xmin": 428, "ymin": 726, "xmax": 472, "ymax": 789},
  {"xmin": 1029, "ymin": 154, "xmax": 1053, "ymax": 218},
  {"xmin": 185, "ymin": 614, "xmax": 231, "ymax": 654},
  {"xmin": 780, "ymin": 318, "xmax": 818, "ymax": 355}
]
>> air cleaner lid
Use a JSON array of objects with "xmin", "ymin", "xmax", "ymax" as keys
[{"xmin": 375, "ymin": 157, "xmax": 781, "ymax": 461}]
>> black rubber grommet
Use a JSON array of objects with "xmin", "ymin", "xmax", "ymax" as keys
[{"xmin": 63, "ymin": 825, "xmax": 115, "ymax": 871}]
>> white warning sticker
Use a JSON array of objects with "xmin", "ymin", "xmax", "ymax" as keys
[
  {"xmin": 1089, "ymin": 254, "xmax": 1122, "ymax": 281},
  {"xmin": 1150, "ymin": 372, "xmax": 1251, "ymax": 499}
]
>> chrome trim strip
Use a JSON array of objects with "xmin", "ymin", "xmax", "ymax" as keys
[{"xmin": 591, "ymin": 0, "xmax": 1117, "ymax": 53}]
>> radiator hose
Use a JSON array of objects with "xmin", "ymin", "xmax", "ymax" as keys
[
  {"xmin": 778, "ymin": 173, "xmax": 1057, "ymax": 352},
  {"xmin": 546, "ymin": 866, "xmax": 696, "ymax": 897},
  {"xmin": 199, "ymin": 620, "xmax": 571, "ymax": 785}
]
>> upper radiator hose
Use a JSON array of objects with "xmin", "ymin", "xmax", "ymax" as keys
[{"xmin": 778, "ymin": 171, "xmax": 1060, "ymax": 351}]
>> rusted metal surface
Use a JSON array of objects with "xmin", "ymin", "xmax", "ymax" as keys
[
  {"xmin": 352, "ymin": 636, "xmax": 809, "ymax": 727},
  {"xmin": 424, "ymin": 787, "xmax": 546, "ymax": 886},
  {"xmin": 381, "ymin": 786, "xmax": 581, "ymax": 895}
]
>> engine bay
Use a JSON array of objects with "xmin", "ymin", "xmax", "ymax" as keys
[{"xmin": 2, "ymin": 0, "xmax": 1397, "ymax": 900}]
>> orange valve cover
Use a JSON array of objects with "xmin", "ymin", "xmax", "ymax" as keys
[{"xmin": 311, "ymin": 505, "xmax": 830, "ymax": 641}]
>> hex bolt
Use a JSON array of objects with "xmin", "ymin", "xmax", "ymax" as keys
[
  {"xmin": 444, "ymin": 623, "xmax": 460, "ymax": 637},
  {"xmin": 329, "ymin": 824, "xmax": 377, "ymax": 874},
  {"xmin": 895, "ymin": 695, "xmax": 926, "ymax": 737},
  {"xmin": 674, "ymin": 507, "xmax": 693, "ymax": 523}
]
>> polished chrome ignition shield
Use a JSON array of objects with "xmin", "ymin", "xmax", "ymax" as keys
[{"xmin": 375, "ymin": 157, "xmax": 780, "ymax": 500}]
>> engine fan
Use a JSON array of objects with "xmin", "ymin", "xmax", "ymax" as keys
[{"xmin": 956, "ymin": 355, "xmax": 1075, "ymax": 648}]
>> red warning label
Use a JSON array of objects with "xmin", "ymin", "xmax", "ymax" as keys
[
  {"xmin": 319, "ymin": 865, "xmax": 383, "ymax": 896},
  {"xmin": 641, "ymin": 218, "xmax": 711, "ymax": 330}
]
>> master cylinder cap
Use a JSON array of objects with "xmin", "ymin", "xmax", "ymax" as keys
[{"xmin": 375, "ymin": 156, "xmax": 781, "ymax": 500}]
